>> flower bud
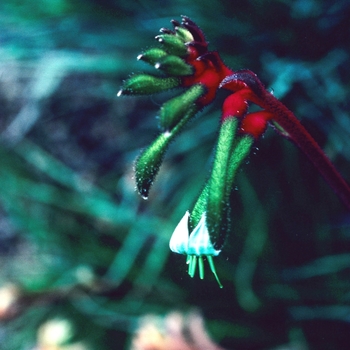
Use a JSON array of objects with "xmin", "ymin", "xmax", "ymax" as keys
[
  {"xmin": 181, "ymin": 16, "xmax": 207, "ymax": 46},
  {"xmin": 174, "ymin": 26, "xmax": 194, "ymax": 42},
  {"xmin": 118, "ymin": 74, "xmax": 180, "ymax": 96},
  {"xmin": 137, "ymin": 48, "xmax": 168, "ymax": 66},
  {"xmin": 155, "ymin": 55, "xmax": 193, "ymax": 76},
  {"xmin": 159, "ymin": 84, "xmax": 205, "ymax": 130},
  {"xmin": 136, "ymin": 103, "xmax": 202, "ymax": 198},
  {"xmin": 135, "ymin": 132, "xmax": 171, "ymax": 199},
  {"xmin": 155, "ymin": 34, "xmax": 188, "ymax": 57}
]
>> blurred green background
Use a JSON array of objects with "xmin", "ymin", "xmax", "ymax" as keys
[{"xmin": 0, "ymin": 0, "xmax": 350, "ymax": 349}]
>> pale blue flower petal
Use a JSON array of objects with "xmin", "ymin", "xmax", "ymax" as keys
[
  {"xmin": 169, "ymin": 211, "xmax": 190, "ymax": 254},
  {"xmin": 187, "ymin": 212, "xmax": 221, "ymax": 256}
]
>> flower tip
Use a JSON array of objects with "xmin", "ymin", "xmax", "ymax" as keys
[
  {"xmin": 137, "ymin": 54, "xmax": 143, "ymax": 60},
  {"xmin": 171, "ymin": 19, "xmax": 180, "ymax": 27},
  {"xmin": 159, "ymin": 27, "xmax": 173, "ymax": 34},
  {"xmin": 138, "ymin": 185, "xmax": 150, "ymax": 200},
  {"xmin": 117, "ymin": 89, "xmax": 123, "ymax": 97},
  {"xmin": 154, "ymin": 62, "xmax": 161, "ymax": 69},
  {"xmin": 155, "ymin": 35, "xmax": 164, "ymax": 43},
  {"xmin": 181, "ymin": 15, "xmax": 189, "ymax": 22}
]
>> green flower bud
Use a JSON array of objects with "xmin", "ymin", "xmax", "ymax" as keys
[
  {"xmin": 137, "ymin": 48, "xmax": 168, "ymax": 66},
  {"xmin": 175, "ymin": 26, "xmax": 194, "ymax": 43},
  {"xmin": 117, "ymin": 74, "xmax": 180, "ymax": 96},
  {"xmin": 135, "ymin": 106, "xmax": 200, "ymax": 198},
  {"xmin": 135, "ymin": 132, "xmax": 171, "ymax": 199},
  {"xmin": 159, "ymin": 84, "xmax": 205, "ymax": 131},
  {"xmin": 155, "ymin": 34, "xmax": 188, "ymax": 57},
  {"xmin": 155, "ymin": 55, "xmax": 193, "ymax": 76}
]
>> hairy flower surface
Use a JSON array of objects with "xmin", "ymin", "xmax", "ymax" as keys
[{"xmin": 118, "ymin": 16, "xmax": 350, "ymax": 287}]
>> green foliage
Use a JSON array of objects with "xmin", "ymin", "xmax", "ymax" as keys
[{"xmin": 0, "ymin": 0, "xmax": 350, "ymax": 349}]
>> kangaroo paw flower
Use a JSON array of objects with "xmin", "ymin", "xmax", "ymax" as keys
[{"xmin": 120, "ymin": 15, "xmax": 350, "ymax": 288}]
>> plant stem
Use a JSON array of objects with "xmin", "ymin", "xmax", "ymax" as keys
[
  {"xmin": 227, "ymin": 70, "xmax": 350, "ymax": 211},
  {"xmin": 258, "ymin": 86, "xmax": 350, "ymax": 211}
]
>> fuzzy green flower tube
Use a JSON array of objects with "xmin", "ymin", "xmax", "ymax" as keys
[
  {"xmin": 135, "ymin": 132, "xmax": 170, "ymax": 199},
  {"xmin": 155, "ymin": 34, "xmax": 189, "ymax": 56},
  {"xmin": 226, "ymin": 135, "xmax": 254, "ymax": 189},
  {"xmin": 135, "ymin": 106, "xmax": 199, "ymax": 198},
  {"xmin": 118, "ymin": 74, "xmax": 180, "ymax": 96},
  {"xmin": 159, "ymin": 84, "xmax": 205, "ymax": 131},
  {"xmin": 155, "ymin": 55, "xmax": 194, "ymax": 76},
  {"xmin": 190, "ymin": 117, "xmax": 239, "ymax": 232},
  {"xmin": 137, "ymin": 48, "xmax": 168, "ymax": 66},
  {"xmin": 205, "ymin": 117, "xmax": 239, "ymax": 249}
]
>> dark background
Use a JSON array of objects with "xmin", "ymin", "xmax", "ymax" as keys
[{"xmin": 0, "ymin": 0, "xmax": 350, "ymax": 349}]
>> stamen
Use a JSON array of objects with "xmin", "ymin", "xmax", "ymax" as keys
[
  {"xmin": 207, "ymin": 256, "xmax": 223, "ymax": 288},
  {"xmin": 189, "ymin": 255, "xmax": 197, "ymax": 277},
  {"xmin": 199, "ymin": 256, "xmax": 205, "ymax": 279}
]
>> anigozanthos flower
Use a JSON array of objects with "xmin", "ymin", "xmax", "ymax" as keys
[
  {"xmin": 169, "ymin": 211, "xmax": 223, "ymax": 288},
  {"xmin": 119, "ymin": 15, "xmax": 350, "ymax": 289}
]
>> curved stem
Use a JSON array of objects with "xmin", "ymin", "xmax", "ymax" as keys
[{"xmin": 258, "ymin": 83, "xmax": 350, "ymax": 211}]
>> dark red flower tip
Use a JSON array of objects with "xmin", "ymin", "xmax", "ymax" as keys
[
  {"xmin": 171, "ymin": 19, "xmax": 181, "ymax": 27},
  {"xmin": 181, "ymin": 15, "xmax": 207, "ymax": 46}
]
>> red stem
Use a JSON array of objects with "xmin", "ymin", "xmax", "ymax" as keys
[{"xmin": 259, "ymin": 84, "xmax": 350, "ymax": 211}]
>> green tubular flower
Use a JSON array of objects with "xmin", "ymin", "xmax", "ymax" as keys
[
  {"xmin": 117, "ymin": 74, "xmax": 180, "ymax": 96},
  {"xmin": 137, "ymin": 48, "xmax": 168, "ymax": 66},
  {"xmin": 135, "ymin": 132, "xmax": 170, "ymax": 199},
  {"xmin": 159, "ymin": 84, "xmax": 205, "ymax": 131},
  {"xmin": 174, "ymin": 26, "xmax": 194, "ymax": 42},
  {"xmin": 155, "ymin": 55, "xmax": 194, "ymax": 76},
  {"xmin": 190, "ymin": 118, "xmax": 254, "ymax": 251},
  {"xmin": 205, "ymin": 117, "xmax": 238, "ymax": 249},
  {"xmin": 169, "ymin": 211, "xmax": 223, "ymax": 288},
  {"xmin": 226, "ymin": 135, "xmax": 254, "ymax": 189},
  {"xmin": 135, "ymin": 106, "xmax": 198, "ymax": 198},
  {"xmin": 155, "ymin": 34, "xmax": 188, "ymax": 57},
  {"xmin": 189, "ymin": 183, "xmax": 209, "ymax": 231}
]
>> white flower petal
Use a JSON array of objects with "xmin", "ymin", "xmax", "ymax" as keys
[
  {"xmin": 187, "ymin": 212, "xmax": 221, "ymax": 256},
  {"xmin": 169, "ymin": 211, "xmax": 190, "ymax": 254}
]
